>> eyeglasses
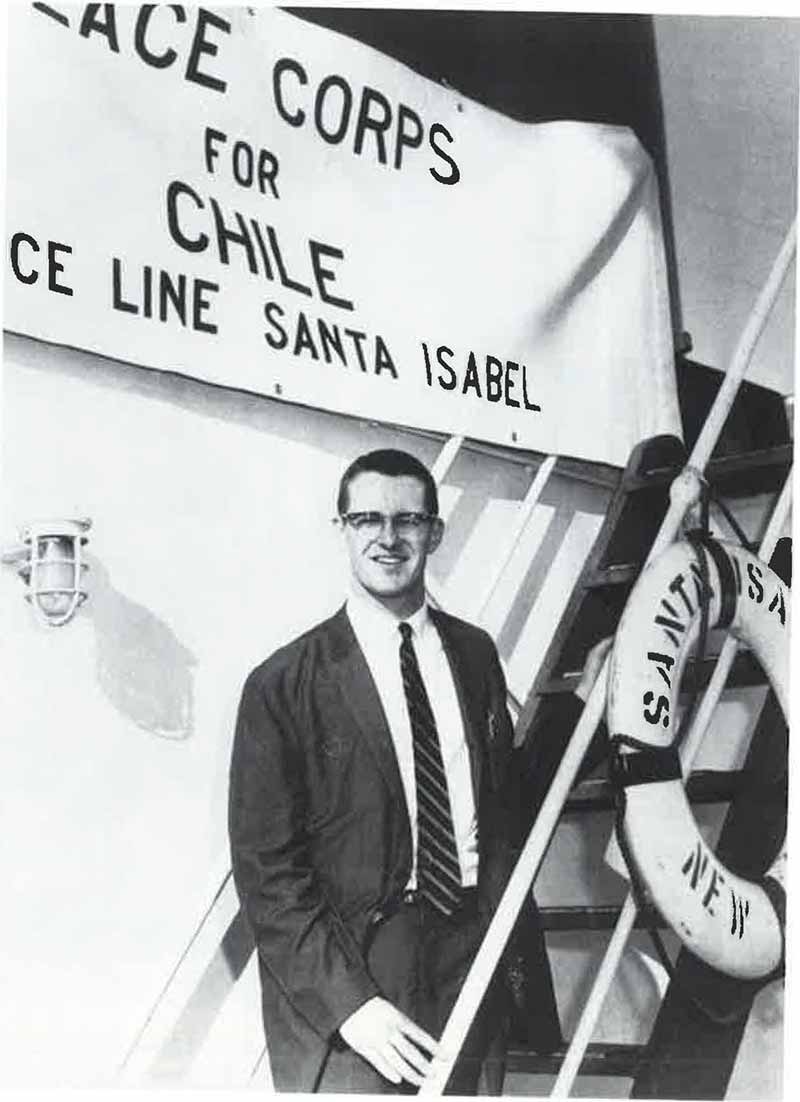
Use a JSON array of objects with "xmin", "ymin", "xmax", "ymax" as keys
[{"xmin": 338, "ymin": 511, "xmax": 437, "ymax": 537}]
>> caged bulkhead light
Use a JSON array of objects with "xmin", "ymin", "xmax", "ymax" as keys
[{"xmin": 1, "ymin": 518, "xmax": 92, "ymax": 627}]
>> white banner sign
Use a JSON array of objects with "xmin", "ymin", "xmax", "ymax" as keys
[{"xmin": 5, "ymin": 3, "xmax": 681, "ymax": 465}]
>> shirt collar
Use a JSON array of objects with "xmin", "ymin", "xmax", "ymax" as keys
[{"xmin": 346, "ymin": 585, "xmax": 432, "ymax": 645}]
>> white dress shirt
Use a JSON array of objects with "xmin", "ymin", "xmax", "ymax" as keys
[{"xmin": 346, "ymin": 590, "xmax": 479, "ymax": 889}]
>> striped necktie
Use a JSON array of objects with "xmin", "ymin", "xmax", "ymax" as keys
[{"xmin": 398, "ymin": 621, "xmax": 463, "ymax": 916}]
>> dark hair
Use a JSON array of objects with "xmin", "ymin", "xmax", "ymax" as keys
[{"xmin": 337, "ymin": 449, "xmax": 439, "ymax": 516}]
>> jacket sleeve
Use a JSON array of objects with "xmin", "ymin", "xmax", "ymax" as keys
[{"xmin": 228, "ymin": 667, "xmax": 379, "ymax": 1040}]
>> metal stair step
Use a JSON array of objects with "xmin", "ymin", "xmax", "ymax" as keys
[
  {"xmin": 539, "ymin": 650, "xmax": 765, "ymax": 697},
  {"xmin": 562, "ymin": 769, "xmax": 750, "ymax": 814},
  {"xmin": 622, "ymin": 443, "xmax": 792, "ymax": 495},
  {"xmin": 505, "ymin": 1041, "xmax": 645, "ymax": 1078},
  {"xmin": 585, "ymin": 562, "xmax": 640, "ymax": 588},
  {"xmin": 539, "ymin": 904, "xmax": 666, "ymax": 932}
]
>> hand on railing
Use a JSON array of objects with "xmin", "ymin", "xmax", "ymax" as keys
[{"xmin": 339, "ymin": 996, "xmax": 439, "ymax": 1087}]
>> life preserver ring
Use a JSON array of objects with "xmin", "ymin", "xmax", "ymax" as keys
[{"xmin": 607, "ymin": 537, "xmax": 789, "ymax": 980}]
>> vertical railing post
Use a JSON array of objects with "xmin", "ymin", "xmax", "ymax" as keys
[
  {"xmin": 474, "ymin": 455, "xmax": 558, "ymax": 619},
  {"xmin": 430, "ymin": 434, "xmax": 464, "ymax": 487}
]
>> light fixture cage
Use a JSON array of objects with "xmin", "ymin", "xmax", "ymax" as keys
[{"xmin": 16, "ymin": 518, "xmax": 92, "ymax": 626}]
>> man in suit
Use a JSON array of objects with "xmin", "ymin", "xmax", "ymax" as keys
[{"xmin": 228, "ymin": 448, "xmax": 561, "ymax": 1093}]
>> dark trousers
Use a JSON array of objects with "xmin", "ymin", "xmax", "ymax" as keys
[{"xmin": 316, "ymin": 894, "xmax": 504, "ymax": 1094}]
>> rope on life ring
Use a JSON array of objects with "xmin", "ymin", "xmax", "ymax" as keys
[{"xmin": 607, "ymin": 537, "xmax": 789, "ymax": 980}]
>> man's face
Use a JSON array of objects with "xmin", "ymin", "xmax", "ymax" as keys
[{"xmin": 341, "ymin": 471, "xmax": 443, "ymax": 614}]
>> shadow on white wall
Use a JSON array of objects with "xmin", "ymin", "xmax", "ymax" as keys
[{"xmin": 86, "ymin": 553, "xmax": 197, "ymax": 740}]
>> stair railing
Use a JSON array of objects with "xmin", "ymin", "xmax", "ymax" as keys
[
  {"xmin": 552, "ymin": 463, "xmax": 792, "ymax": 1097},
  {"xmin": 419, "ymin": 218, "xmax": 797, "ymax": 1096}
]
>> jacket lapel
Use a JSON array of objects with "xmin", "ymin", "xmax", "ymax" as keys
[
  {"xmin": 324, "ymin": 605, "xmax": 485, "ymax": 816},
  {"xmin": 325, "ymin": 607, "xmax": 408, "ymax": 815}
]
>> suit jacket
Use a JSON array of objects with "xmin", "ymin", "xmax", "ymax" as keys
[{"xmin": 228, "ymin": 605, "xmax": 560, "ymax": 1091}]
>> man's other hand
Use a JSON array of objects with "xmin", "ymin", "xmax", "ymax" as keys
[
  {"xmin": 574, "ymin": 636, "xmax": 614, "ymax": 702},
  {"xmin": 339, "ymin": 995, "xmax": 439, "ymax": 1086}
]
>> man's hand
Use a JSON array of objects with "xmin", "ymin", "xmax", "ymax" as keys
[
  {"xmin": 574, "ymin": 636, "xmax": 614, "ymax": 702},
  {"xmin": 339, "ymin": 996, "xmax": 439, "ymax": 1086}
]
